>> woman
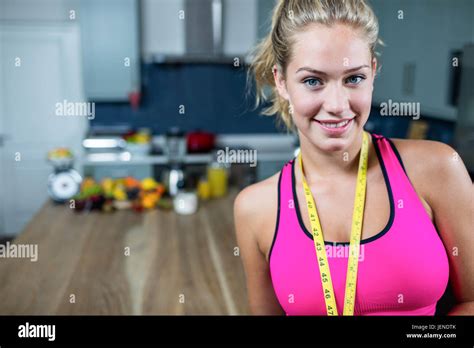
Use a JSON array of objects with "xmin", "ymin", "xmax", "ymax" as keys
[{"xmin": 234, "ymin": 0, "xmax": 473, "ymax": 315}]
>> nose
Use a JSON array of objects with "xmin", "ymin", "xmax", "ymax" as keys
[{"xmin": 322, "ymin": 83, "xmax": 349, "ymax": 116}]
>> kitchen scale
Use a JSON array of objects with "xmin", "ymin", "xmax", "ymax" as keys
[{"xmin": 47, "ymin": 149, "xmax": 83, "ymax": 203}]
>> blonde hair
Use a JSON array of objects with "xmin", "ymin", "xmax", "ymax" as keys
[{"xmin": 248, "ymin": 0, "xmax": 383, "ymax": 131}]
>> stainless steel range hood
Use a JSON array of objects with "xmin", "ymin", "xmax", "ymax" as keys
[
  {"xmin": 150, "ymin": 0, "xmax": 245, "ymax": 64},
  {"xmin": 185, "ymin": 0, "xmax": 222, "ymax": 56}
]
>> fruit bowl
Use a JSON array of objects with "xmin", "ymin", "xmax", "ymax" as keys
[{"xmin": 47, "ymin": 148, "xmax": 74, "ymax": 170}]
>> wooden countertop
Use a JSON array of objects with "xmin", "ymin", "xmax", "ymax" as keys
[{"xmin": 0, "ymin": 189, "xmax": 250, "ymax": 315}]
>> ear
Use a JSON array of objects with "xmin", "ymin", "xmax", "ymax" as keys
[
  {"xmin": 371, "ymin": 57, "xmax": 378, "ymax": 90},
  {"xmin": 273, "ymin": 64, "xmax": 290, "ymax": 101},
  {"xmin": 371, "ymin": 57, "xmax": 378, "ymax": 78}
]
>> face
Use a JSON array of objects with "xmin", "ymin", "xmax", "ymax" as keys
[{"xmin": 274, "ymin": 23, "xmax": 377, "ymax": 152}]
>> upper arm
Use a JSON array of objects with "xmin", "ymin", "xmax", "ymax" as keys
[
  {"xmin": 233, "ymin": 185, "xmax": 285, "ymax": 315},
  {"xmin": 417, "ymin": 141, "xmax": 474, "ymax": 303}
]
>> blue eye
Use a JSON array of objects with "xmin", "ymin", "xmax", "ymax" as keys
[
  {"xmin": 346, "ymin": 75, "xmax": 366, "ymax": 85},
  {"xmin": 304, "ymin": 78, "xmax": 322, "ymax": 88}
]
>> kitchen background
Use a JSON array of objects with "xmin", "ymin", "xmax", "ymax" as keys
[{"xmin": 0, "ymin": 0, "xmax": 472, "ymax": 315}]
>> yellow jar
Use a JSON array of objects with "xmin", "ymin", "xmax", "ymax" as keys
[
  {"xmin": 207, "ymin": 163, "xmax": 228, "ymax": 198},
  {"xmin": 197, "ymin": 179, "xmax": 211, "ymax": 200}
]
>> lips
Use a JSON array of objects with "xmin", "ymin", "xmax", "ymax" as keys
[
  {"xmin": 317, "ymin": 119, "xmax": 351, "ymax": 128},
  {"xmin": 313, "ymin": 116, "xmax": 355, "ymax": 135},
  {"xmin": 313, "ymin": 116, "xmax": 355, "ymax": 125}
]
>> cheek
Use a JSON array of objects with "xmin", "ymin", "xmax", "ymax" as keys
[
  {"xmin": 288, "ymin": 87, "xmax": 324, "ymax": 119},
  {"xmin": 348, "ymin": 87, "xmax": 373, "ymax": 116}
]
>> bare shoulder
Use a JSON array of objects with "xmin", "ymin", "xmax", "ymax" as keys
[
  {"xmin": 234, "ymin": 171, "xmax": 281, "ymax": 217},
  {"xmin": 389, "ymin": 137, "xmax": 470, "ymax": 204},
  {"xmin": 389, "ymin": 137, "xmax": 462, "ymax": 175},
  {"xmin": 233, "ymin": 171, "xmax": 281, "ymax": 253},
  {"xmin": 389, "ymin": 137, "xmax": 457, "ymax": 164}
]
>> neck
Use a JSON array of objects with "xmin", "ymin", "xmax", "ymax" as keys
[{"xmin": 298, "ymin": 130, "xmax": 372, "ymax": 181}]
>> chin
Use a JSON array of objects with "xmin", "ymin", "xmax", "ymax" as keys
[{"xmin": 318, "ymin": 139, "xmax": 351, "ymax": 152}]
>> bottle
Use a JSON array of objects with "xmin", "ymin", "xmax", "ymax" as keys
[{"xmin": 207, "ymin": 161, "xmax": 228, "ymax": 198}]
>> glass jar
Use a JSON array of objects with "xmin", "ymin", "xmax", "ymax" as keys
[{"xmin": 207, "ymin": 161, "xmax": 228, "ymax": 198}]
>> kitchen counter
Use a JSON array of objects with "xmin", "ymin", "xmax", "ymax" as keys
[
  {"xmin": 81, "ymin": 151, "xmax": 295, "ymax": 165},
  {"xmin": 81, "ymin": 152, "xmax": 214, "ymax": 166},
  {"xmin": 0, "ymin": 189, "xmax": 250, "ymax": 315},
  {"xmin": 81, "ymin": 133, "xmax": 298, "ymax": 165}
]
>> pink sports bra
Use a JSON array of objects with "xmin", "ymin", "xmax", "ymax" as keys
[{"xmin": 269, "ymin": 132, "xmax": 449, "ymax": 315}]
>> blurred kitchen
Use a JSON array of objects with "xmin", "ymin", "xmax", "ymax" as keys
[{"xmin": 0, "ymin": 0, "xmax": 472, "ymax": 315}]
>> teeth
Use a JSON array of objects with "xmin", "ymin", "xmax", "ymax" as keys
[{"xmin": 321, "ymin": 119, "xmax": 350, "ymax": 128}]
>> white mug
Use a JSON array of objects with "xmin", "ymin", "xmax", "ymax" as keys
[{"xmin": 173, "ymin": 191, "xmax": 198, "ymax": 215}]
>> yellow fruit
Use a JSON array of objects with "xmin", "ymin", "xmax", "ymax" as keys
[
  {"xmin": 113, "ymin": 187, "xmax": 127, "ymax": 201},
  {"xmin": 142, "ymin": 193, "xmax": 158, "ymax": 209},
  {"xmin": 135, "ymin": 134, "xmax": 150, "ymax": 144},
  {"xmin": 101, "ymin": 178, "xmax": 114, "ymax": 193},
  {"xmin": 141, "ymin": 177, "xmax": 158, "ymax": 191}
]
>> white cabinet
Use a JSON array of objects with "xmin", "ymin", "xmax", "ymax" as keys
[
  {"xmin": 141, "ymin": 0, "xmax": 186, "ymax": 60},
  {"xmin": 1, "ymin": 0, "xmax": 141, "ymax": 102},
  {"xmin": 222, "ymin": 0, "xmax": 258, "ymax": 56},
  {"xmin": 80, "ymin": 0, "xmax": 140, "ymax": 101},
  {"xmin": 371, "ymin": 0, "xmax": 473, "ymax": 120}
]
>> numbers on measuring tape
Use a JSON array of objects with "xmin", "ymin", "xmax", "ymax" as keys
[
  {"xmin": 327, "ymin": 305, "xmax": 335, "ymax": 315},
  {"xmin": 324, "ymin": 288, "xmax": 331, "ymax": 299}
]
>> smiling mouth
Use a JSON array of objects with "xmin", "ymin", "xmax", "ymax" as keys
[{"xmin": 313, "ymin": 116, "xmax": 356, "ymax": 128}]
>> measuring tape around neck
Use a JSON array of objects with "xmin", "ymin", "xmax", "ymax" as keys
[{"xmin": 298, "ymin": 131, "xmax": 369, "ymax": 315}]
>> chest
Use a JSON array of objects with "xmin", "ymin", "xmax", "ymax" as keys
[
  {"xmin": 294, "ymin": 171, "xmax": 391, "ymax": 243},
  {"xmin": 270, "ymin": 236, "xmax": 450, "ymax": 315}
]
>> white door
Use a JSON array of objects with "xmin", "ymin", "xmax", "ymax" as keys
[{"xmin": 0, "ymin": 23, "xmax": 86, "ymax": 237}]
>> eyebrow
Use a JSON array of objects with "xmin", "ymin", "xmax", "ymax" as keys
[{"xmin": 295, "ymin": 65, "xmax": 370, "ymax": 75}]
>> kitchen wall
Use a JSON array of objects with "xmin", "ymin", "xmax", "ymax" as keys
[
  {"xmin": 370, "ymin": 0, "xmax": 474, "ymax": 120},
  {"xmin": 90, "ymin": 62, "xmax": 283, "ymax": 134}
]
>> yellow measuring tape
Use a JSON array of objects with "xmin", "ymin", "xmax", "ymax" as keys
[{"xmin": 298, "ymin": 131, "xmax": 369, "ymax": 316}]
